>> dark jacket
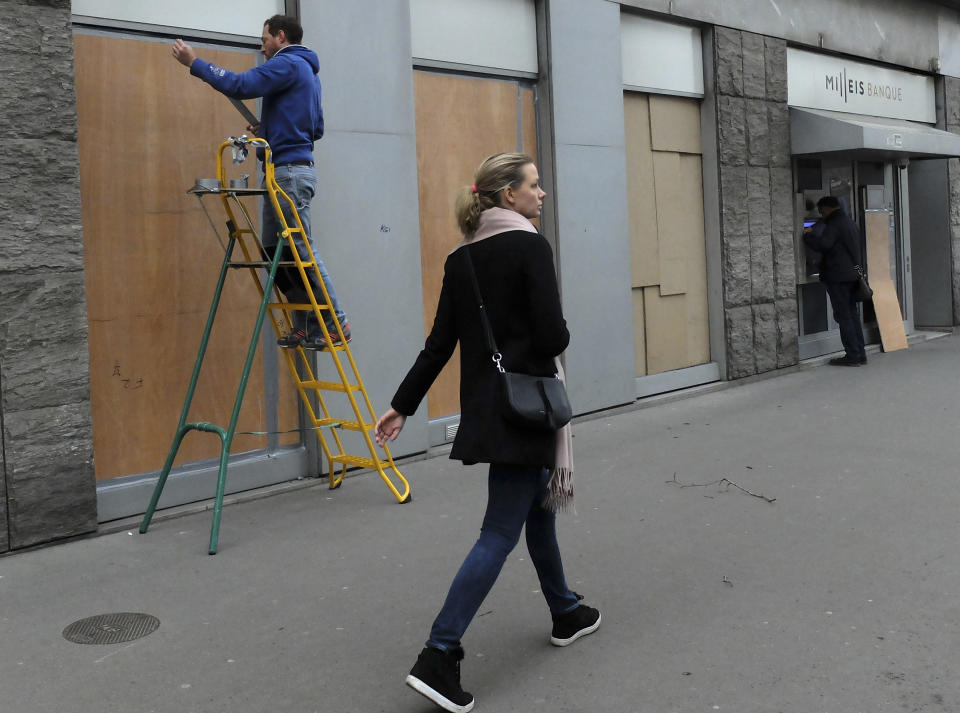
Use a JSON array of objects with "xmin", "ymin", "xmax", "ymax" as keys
[
  {"xmin": 190, "ymin": 45, "xmax": 324, "ymax": 165},
  {"xmin": 803, "ymin": 209, "xmax": 862, "ymax": 283},
  {"xmin": 391, "ymin": 230, "xmax": 569, "ymax": 467}
]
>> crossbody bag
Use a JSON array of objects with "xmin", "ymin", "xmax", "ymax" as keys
[{"xmin": 461, "ymin": 246, "xmax": 572, "ymax": 432}]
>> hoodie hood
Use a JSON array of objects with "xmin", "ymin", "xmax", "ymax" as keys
[{"xmin": 275, "ymin": 44, "xmax": 320, "ymax": 74}]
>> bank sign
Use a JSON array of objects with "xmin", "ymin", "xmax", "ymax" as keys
[{"xmin": 787, "ymin": 48, "xmax": 935, "ymax": 123}]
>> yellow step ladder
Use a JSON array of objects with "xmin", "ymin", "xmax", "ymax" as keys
[{"xmin": 140, "ymin": 136, "xmax": 410, "ymax": 554}]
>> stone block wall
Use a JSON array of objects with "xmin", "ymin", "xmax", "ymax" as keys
[
  {"xmin": 944, "ymin": 77, "xmax": 960, "ymax": 326},
  {"xmin": 0, "ymin": 0, "xmax": 96, "ymax": 550},
  {"xmin": 712, "ymin": 28, "xmax": 799, "ymax": 378}
]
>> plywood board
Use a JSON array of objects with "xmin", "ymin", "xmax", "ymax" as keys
[
  {"xmin": 678, "ymin": 155, "xmax": 710, "ymax": 365},
  {"xmin": 632, "ymin": 288, "xmax": 647, "ymax": 377},
  {"xmin": 653, "ymin": 151, "xmax": 687, "ymax": 296},
  {"xmin": 643, "ymin": 287, "xmax": 689, "ymax": 375},
  {"xmin": 520, "ymin": 86, "xmax": 541, "ymax": 231},
  {"xmin": 521, "ymin": 86, "xmax": 537, "ymax": 162},
  {"xmin": 649, "ymin": 94, "xmax": 702, "ymax": 155},
  {"xmin": 865, "ymin": 211, "xmax": 908, "ymax": 352},
  {"xmin": 414, "ymin": 72, "xmax": 531, "ymax": 418},
  {"xmin": 75, "ymin": 34, "xmax": 300, "ymax": 480},
  {"xmin": 623, "ymin": 93, "xmax": 659, "ymax": 287}
]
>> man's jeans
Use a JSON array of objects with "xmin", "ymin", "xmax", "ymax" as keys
[
  {"xmin": 426, "ymin": 463, "xmax": 581, "ymax": 651},
  {"xmin": 261, "ymin": 164, "xmax": 346, "ymax": 332},
  {"xmin": 825, "ymin": 280, "xmax": 866, "ymax": 360}
]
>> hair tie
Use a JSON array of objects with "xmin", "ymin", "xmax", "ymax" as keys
[{"xmin": 471, "ymin": 184, "xmax": 478, "ymax": 194}]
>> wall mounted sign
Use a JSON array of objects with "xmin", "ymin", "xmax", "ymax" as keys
[{"xmin": 787, "ymin": 48, "xmax": 935, "ymax": 123}]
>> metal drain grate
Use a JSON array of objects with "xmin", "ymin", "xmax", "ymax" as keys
[{"xmin": 62, "ymin": 613, "xmax": 160, "ymax": 645}]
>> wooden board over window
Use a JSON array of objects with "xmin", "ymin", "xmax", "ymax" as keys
[
  {"xmin": 624, "ymin": 91, "xmax": 709, "ymax": 376},
  {"xmin": 74, "ymin": 33, "xmax": 300, "ymax": 481},
  {"xmin": 413, "ymin": 71, "xmax": 537, "ymax": 419}
]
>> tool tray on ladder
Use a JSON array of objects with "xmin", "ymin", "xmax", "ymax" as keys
[{"xmin": 139, "ymin": 136, "xmax": 410, "ymax": 554}]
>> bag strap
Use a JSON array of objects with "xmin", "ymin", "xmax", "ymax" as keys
[{"xmin": 461, "ymin": 246, "xmax": 506, "ymax": 373}]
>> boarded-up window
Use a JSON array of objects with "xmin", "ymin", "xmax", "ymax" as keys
[
  {"xmin": 413, "ymin": 71, "xmax": 537, "ymax": 419},
  {"xmin": 624, "ymin": 92, "xmax": 709, "ymax": 375},
  {"xmin": 74, "ymin": 33, "xmax": 300, "ymax": 481}
]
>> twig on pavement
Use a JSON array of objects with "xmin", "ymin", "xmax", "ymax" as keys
[{"xmin": 666, "ymin": 472, "xmax": 776, "ymax": 503}]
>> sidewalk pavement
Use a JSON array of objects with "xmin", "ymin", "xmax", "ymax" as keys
[{"xmin": 4, "ymin": 334, "xmax": 960, "ymax": 713}]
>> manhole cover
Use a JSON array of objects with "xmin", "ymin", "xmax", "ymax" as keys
[{"xmin": 62, "ymin": 613, "xmax": 160, "ymax": 645}]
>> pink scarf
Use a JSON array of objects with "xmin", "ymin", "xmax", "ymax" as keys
[{"xmin": 451, "ymin": 207, "xmax": 538, "ymax": 252}]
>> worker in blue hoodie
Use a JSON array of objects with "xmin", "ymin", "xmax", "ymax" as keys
[{"xmin": 172, "ymin": 15, "xmax": 350, "ymax": 350}]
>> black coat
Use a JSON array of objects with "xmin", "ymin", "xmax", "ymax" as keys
[
  {"xmin": 803, "ymin": 210, "xmax": 862, "ymax": 283},
  {"xmin": 391, "ymin": 230, "xmax": 569, "ymax": 467}
]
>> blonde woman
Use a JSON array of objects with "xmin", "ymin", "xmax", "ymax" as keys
[{"xmin": 376, "ymin": 153, "xmax": 600, "ymax": 713}]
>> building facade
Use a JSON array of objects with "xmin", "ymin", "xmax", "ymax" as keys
[{"xmin": 3, "ymin": 0, "xmax": 960, "ymax": 551}]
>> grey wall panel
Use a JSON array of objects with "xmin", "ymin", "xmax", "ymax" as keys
[
  {"xmin": 304, "ymin": 1, "xmax": 418, "ymax": 136},
  {"xmin": 908, "ymin": 159, "xmax": 954, "ymax": 327},
  {"xmin": 308, "ymin": 130, "xmax": 429, "ymax": 455},
  {"xmin": 548, "ymin": 0, "xmax": 634, "ymax": 413},
  {"xmin": 549, "ymin": 0, "xmax": 628, "ymax": 146},
  {"xmin": 619, "ymin": 0, "xmax": 960, "ymax": 77},
  {"xmin": 300, "ymin": 1, "xmax": 430, "ymax": 456},
  {"xmin": 553, "ymin": 142, "xmax": 634, "ymax": 412}
]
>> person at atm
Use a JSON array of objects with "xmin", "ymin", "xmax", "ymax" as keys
[{"xmin": 803, "ymin": 196, "xmax": 867, "ymax": 367}]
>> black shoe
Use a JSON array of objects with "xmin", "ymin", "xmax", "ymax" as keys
[
  {"xmin": 828, "ymin": 355, "xmax": 861, "ymax": 367},
  {"xmin": 550, "ymin": 603, "xmax": 602, "ymax": 647},
  {"xmin": 302, "ymin": 322, "xmax": 352, "ymax": 350},
  {"xmin": 405, "ymin": 646, "xmax": 474, "ymax": 713},
  {"xmin": 277, "ymin": 327, "xmax": 306, "ymax": 348},
  {"xmin": 858, "ymin": 356, "xmax": 868, "ymax": 365}
]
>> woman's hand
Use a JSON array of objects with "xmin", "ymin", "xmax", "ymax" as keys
[{"xmin": 374, "ymin": 408, "xmax": 406, "ymax": 446}]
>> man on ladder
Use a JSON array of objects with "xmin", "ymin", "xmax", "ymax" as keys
[{"xmin": 172, "ymin": 14, "xmax": 350, "ymax": 350}]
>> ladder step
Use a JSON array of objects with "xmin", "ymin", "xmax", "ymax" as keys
[
  {"xmin": 313, "ymin": 417, "xmax": 344, "ymax": 428},
  {"xmin": 335, "ymin": 420, "xmax": 370, "ymax": 432},
  {"xmin": 268, "ymin": 302, "xmax": 332, "ymax": 311},
  {"xmin": 311, "ymin": 418, "xmax": 368, "ymax": 431},
  {"xmin": 230, "ymin": 261, "xmax": 311, "ymax": 268},
  {"xmin": 330, "ymin": 455, "xmax": 379, "ymax": 470},
  {"xmin": 300, "ymin": 379, "xmax": 362, "ymax": 393},
  {"xmin": 187, "ymin": 185, "xmax": 268, "ymax": 196}
]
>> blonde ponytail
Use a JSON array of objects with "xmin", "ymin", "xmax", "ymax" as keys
[{"xmin": 453, "ymin": 153, "xmax": 534, "ymax": 237}]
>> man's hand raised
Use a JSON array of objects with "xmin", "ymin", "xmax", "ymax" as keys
[{"xmin": 172, "ymin": 39, "xmax": 197, "ymax": 68}]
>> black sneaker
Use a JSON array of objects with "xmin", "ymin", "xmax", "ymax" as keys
[
  {"xmin": 550, "ymin": 603, "xmax": 601, "ymax": 647},
  {"xmin": 277, "ymin": 327, "xmax": 306, "ymax": 348},
  {"xmin": 405, "ymin": 646, "xmax": 474, "ymax": 713},
  {"xmin": 302, "ymin": 322, "xmax": 352, "ymax": 350},
  {"xmin": 828, "ymin": 355, "xmax": 861, "ymax": 367}
]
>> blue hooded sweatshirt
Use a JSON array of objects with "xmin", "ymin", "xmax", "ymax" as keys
[{"xmin": 190, "ymin": 44, "xmax": 324, "ymax": 165}]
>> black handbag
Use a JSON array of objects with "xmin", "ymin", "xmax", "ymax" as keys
[
  {"xmin": 854, "ymin": 265, "xmax": 873, "ymax": 302},
  {"xmin": 838, "ymin": 230, "xmax": 873, "ymax": 302},
  {"xmin": 461, "ymin": 247, "xmax": 572, "ymax": 432}
]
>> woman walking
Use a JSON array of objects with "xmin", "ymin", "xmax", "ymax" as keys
[{"xmin": 375, "ymin": 153, "xmax": 600, "ymax": 713}]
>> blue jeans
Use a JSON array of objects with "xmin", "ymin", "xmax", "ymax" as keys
[
  {"xmin": 427, "ymin": 463, "xmax": 581, "ymax": 651},
  {"xmin": 261, "ymin": 164, "xmax": 347, "ymax": 332},
  {"xmin": 825, "ymin": 280, "xmax": 866, "ymax": 360}
]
